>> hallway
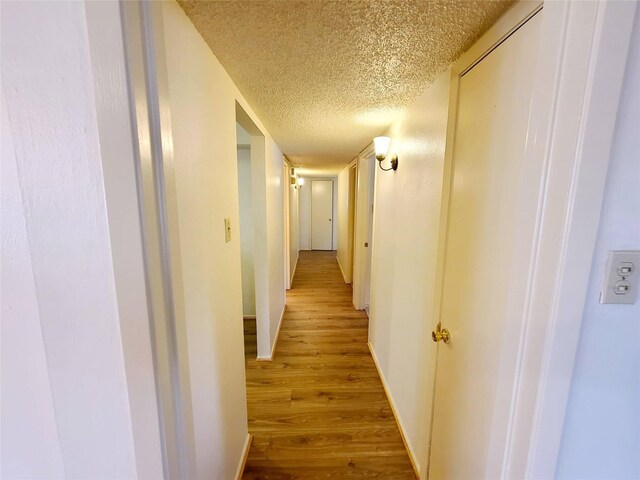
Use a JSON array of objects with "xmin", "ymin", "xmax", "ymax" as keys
[
  {"xmin": 5, "ymin": 1, "xmax": 639, "ymax": 478},
  {"xmin": 242, "ymin": 251, "xmax": 415, "ymax": 479}
]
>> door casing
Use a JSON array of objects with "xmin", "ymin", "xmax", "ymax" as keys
[
  {"xmin": 352, "ymin": 149, "xmax": 376, "ymax": 311},
  {"xmin": 119, "ymin": 1, "xmax": 197, "ymax": 477},
  {"xmin": 428, "ymin": 8, "xmax": 543, "ymax": 478}
]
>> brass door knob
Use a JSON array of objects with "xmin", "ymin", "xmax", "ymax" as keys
[{"xmin": 432, "ymin": 323, "xmax": 451, "ymax": 344}]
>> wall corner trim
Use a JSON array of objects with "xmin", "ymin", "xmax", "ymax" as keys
[
  {"xmin": 234, "ymin": 433, "xmax": 253, "ymax": 480},
  {"xmin": 255, "ymin": 304, "xmax": 286, "ymax": 361},
  {"xmin": 368, "ymin": 342, "xmax": 420, "ymax": 479}
]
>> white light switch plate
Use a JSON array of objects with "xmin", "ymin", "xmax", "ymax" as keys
[{"xmin": 600, "ymin": 250, "xmax": 640, "ymax": 304}]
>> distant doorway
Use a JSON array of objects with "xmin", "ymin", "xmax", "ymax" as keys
[{"xmin": 311, "ymin": 179, "xmax": 334, "ymax": 250}]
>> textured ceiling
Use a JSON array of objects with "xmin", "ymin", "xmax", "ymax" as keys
[{"xmin": 178, "ymin": 0, "xmax": 513, "ymax": 172}]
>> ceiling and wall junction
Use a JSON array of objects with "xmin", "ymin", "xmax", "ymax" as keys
[{"xmin": 178, "ymin": 0, "xmax": 513, "ymax": 174}]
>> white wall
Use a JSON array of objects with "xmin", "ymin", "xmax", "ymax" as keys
[
  {"xmin": 367, "ymin": 71, "xmax": 451, "ymax": 475},
  {"xmin": 161, "ymin": 1, "xmax": 285, "ymax": 477},
  {"xmin": 298, "ymin": 176, "xmax": 338, "ymax": 250},
  {"xmin": 1, "ymin": 1, "xmax": 162, "ymax": 477},
  {"xmin": 237, "ymin": 147, "xmax": 256, "ymax": 316},
  {"xmin": 556, "ymin": 9, "xmax": 640, "ymax": 479},
  {"xmin": 1, "ymin": 82, "xmax": 66, "ymax": 480}
]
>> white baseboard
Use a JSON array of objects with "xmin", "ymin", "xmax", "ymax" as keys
[
  {"xmin": 368, "ymin": 341, "xmax": 420, "ymax": 479},
  {"xmin": 234, "ymin": 433, "xmax": 252, "ymax": 480},
  {"xmin": 255, "ymin": 303, "xmax": 285, "ymax": 361}
]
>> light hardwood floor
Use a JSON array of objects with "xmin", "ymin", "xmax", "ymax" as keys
[{"xmin": 242, "ymin": 250, "xmax": 415, "ymax": 479}]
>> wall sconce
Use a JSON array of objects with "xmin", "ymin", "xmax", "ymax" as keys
[
  {"xmin": 292, "ymin": 177, "xmax": 305, "ymax": 189},
  {"xmin": 291, "ymin": 176, "xmax": 304, "ymax": 189},
  {"xmin": 373, "ymin": 136, "xmax": 398, "ymax": 171}
]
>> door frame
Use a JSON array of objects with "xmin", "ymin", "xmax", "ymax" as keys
[
  {"xmin": 427, "ymin": 0, "xmax": 637, "ymax": 477},
  {"xmin": 346, "ymin": 162, "xmax": 358, "ymax": 283},
  {"xmin": 513, "ymin": 2, "xmax": 637, "ymax": 477},
  {"xmin": 235, "ymin": 104, "xmax": 273, "ymax": 360},
  {"xmin": 119, "ymin": 1, "xmax": 198, "ymax": 477},
  {"xmin": 352, "ymin": 147, "xmax": 375, "ymax": 310}
]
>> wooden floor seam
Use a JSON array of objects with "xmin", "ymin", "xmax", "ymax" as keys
[{"xmin": 242, "ymin": 250, "xmax": 416, "ymax": 480}]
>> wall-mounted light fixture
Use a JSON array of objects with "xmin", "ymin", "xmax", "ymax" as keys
[
  {"xmin": 292, "ymin": 176, "xmax": 305, "ymax": 189},
  {"xmin": 373, "ymin": 136, "xmax": 398, "ymax": 171}
]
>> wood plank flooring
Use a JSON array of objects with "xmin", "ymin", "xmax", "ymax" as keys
[{"xmin": 242, "ymin": 251, "xmax": 415, "ymax": 479}]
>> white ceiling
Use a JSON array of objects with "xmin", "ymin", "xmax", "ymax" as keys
[{"xmin": 179, "ymin": 0, "xmax": 514, "ymax": 173}]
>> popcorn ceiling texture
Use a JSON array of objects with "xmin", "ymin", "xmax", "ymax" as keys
[{"xmin": 177, "ymin": 0, "xmax": 513, "ymax": 172}]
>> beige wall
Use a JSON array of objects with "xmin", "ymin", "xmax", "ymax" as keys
[
  {"xmin": 162, "ymin": 1, "xmax": 285, "ymax": 477},
  {"xmin": 368, "ymin": 71, "xmax": 451, "ymax": 475}
]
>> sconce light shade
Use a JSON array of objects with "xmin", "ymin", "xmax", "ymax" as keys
[
  {"xmin": 373, "ymin": 136, "xmax": 391, "ymax": 161},
  {"xmin": 373, "ymin": 136, "xmax": 398, "ymax": 171},
  {"xmin": 292, "ymin": 177, "xmax": 305, "ymax": 189}
]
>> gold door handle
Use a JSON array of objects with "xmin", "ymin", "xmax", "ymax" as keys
[{"xmin": 432, "ymin": 323, "xmax": 451, "ymax": 344}]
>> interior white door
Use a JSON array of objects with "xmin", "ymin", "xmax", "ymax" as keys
[
  {"xmin": 429, "ymin": 11, "xmax": 542, "ymax": 478},
  {"xmin": 311, "ymin": 180, "xmax": 333, "ymax": 250}
]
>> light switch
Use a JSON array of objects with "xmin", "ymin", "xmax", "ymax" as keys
[
  {"xmin": 600, "ymin": 250, "xmax": 640, "ymax": 304},
  {"xmin": 224, "ymin": 217, "xmax": 231, "ymax": 243}
]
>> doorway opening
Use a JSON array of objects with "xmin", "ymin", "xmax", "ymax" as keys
[
  {"xmin": 235, "ymin": 102, "xmax": 271, "ymax": 360},
  {"xmin": 236, "ymin": 122, "xmax": 257, "ymax": 359},
  {"xmin": 311, "ymin": 179, "xmax": 334, "ymax": 250},
  {"xmin": 298, "ymin": 176, "xmax": 338, "ymax": 252}
]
